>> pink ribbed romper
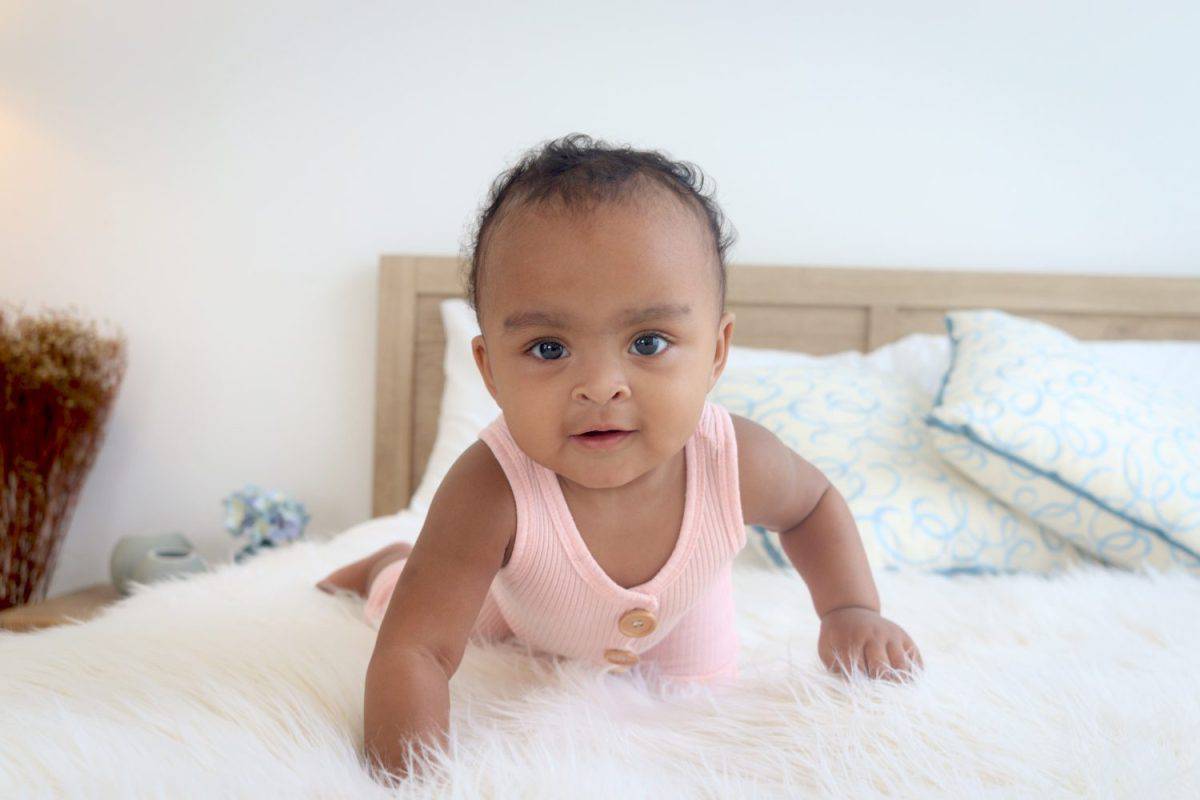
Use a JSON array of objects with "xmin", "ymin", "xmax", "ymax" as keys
[{"xmin": 365, "ymin": 400, "xmax": 747, "ymax": 685}]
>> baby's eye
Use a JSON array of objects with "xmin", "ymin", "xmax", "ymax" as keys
[
  {"xmin": 630, "ymin": 333, "xmax": 669, "ymax": 357},
  {"xmin": 528, "ymin": 340, "xmax": 567, "ymax": 361}
]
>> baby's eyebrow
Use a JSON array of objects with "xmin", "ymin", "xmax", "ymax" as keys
[{"xmin": 502, "ymin": 303, "xmax": 691, "ymax": 332}]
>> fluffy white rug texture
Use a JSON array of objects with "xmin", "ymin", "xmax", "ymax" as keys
[{"xmin": 2, "ymin": 512, "xmax": 1198, "ymax": 799}]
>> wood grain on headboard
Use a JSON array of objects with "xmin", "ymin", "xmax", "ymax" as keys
[{"xmin": 372, "ymin": 254, "xmax": 1200, "ymax": 516}]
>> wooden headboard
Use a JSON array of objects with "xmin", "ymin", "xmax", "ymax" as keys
[{"xmin": 372, "ymin": 254, "xmax": 1200, "ymax": 516}]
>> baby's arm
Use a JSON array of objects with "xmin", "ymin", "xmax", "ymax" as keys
[
  {"xmin": 730, "ymin": 414, "xmax": 924, "ymax": 679},
  {"xmin": 364, "ymin": 439, "xmax": 515, "ymax": 782}
]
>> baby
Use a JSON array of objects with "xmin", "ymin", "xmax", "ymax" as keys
[{"xmin": 317, "ymin": 133, "xmax": 923, "ymax": 782}]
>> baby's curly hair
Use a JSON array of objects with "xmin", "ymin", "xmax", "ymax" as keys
[{"xmin": 460, "ymin": 133, "xmax": 737, "ymax": 324}]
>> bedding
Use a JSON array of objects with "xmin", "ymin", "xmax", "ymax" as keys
[
  {"xmin": 4, "ymin": 298, "xmax": 1199, "ymax": 796},
  {"xmin": 854, "ymin": 331, "xmax": 1200, "ymax": 401},
  {"xmin": 709, "ymin": 359, "xmax": 1094, "ymax": 575},
  {"xmin": 2, "ymin": 510, "xmax": 1198, "ymax": 797},
  {"xmin": 926, "ymin": 310, "xmax": 1200, "ymax": 575}
]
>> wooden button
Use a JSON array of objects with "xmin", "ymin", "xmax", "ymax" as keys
[
  {"xmin": 618, "ymin": 608, "xmax": 657, "ymax": 638},
  {"xmin": 604, "ymin": 648, "xmax": 639, "ymax": 667}
]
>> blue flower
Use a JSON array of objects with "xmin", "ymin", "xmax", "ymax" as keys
[{"xmin": 221, "ymin": 484, "xmax": 310, "ymax": 562}]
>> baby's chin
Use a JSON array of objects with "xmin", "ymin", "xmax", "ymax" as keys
[
  {"xmin": 557, "ymin": 466, "xmax": 648, "ymax": 492},
  {"xmin": 557, "ymin": 439, "xmax": 686, "ymax": 491}
]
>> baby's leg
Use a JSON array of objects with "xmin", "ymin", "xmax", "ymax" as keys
[
  {"xmin": 315, "ymin": 541, "xmax": 413, "ymax": 597},
  {"xmin": 637, "ymin": 562, "xmax": 739, "ymax": 688}
]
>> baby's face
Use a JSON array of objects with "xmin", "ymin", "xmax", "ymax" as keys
[{"xmin": 472, "ymin": 190, "xmax": 735, "ymax": 491}]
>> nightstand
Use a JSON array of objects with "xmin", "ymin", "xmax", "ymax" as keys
[{"xmin": 0, "ymin": 583, "xmax": 122, "ymax": 632}]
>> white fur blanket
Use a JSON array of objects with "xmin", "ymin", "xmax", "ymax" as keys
[{"xmin": 2, "ymin": 512, "xmax": 1197, "ymax": 798}]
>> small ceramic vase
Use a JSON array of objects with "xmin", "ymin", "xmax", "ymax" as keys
[{"xmin": 128, "ymin": 546, "xmax": 209, "ymax": 590}]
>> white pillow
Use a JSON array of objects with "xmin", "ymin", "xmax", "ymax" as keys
[
  {"xmin": 726, "ymin": 342, "xmax": 865, "ymax": 372},
  {"xmin": 404, "ymin": 300, "xmax": 499, "ymax": 515},
  {"xmin": 925, "ymin": 310, "xmax": 1200, "ymax": 575},
  {"xmin": 709, "ymin": 359, "xmax": 1093, "ymax": 575},
  {"xmin": 866, "ymin": 332, "xmax": 1200, "ymax": 405}
]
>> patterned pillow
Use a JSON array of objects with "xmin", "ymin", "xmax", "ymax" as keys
[
  {"xmin": 925, "ymin": 310, "xmax": 1200, "ymax": 575},
  {"xmin": 709, "ymin": 361, "xmax": 1094, "ymax": 575}
]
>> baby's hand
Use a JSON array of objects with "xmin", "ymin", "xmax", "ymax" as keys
[{"xmin": 817, "ymin": 606, "xmax": 924, "ymax": 682}]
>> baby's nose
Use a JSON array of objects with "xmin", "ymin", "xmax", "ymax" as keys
[{"xmin": 571, "ymin": 361, "xmax": 630, "ymax": 404}]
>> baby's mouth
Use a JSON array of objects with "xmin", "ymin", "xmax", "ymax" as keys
[{"xmin": 570, "ymin": 429, "xmax": 636, "ymax": 449}]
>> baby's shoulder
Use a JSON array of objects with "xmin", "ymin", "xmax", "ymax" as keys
[
  {"xmin": 427, "ymin": 439, "xmax": 517, "ymax": 567},
  {"xmin": 728, "ymin": 412, "xmax": 831, "ymax": 533}
]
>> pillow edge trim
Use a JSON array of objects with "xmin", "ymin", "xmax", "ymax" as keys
[{"xmin": 925, "ymin": 415, "xmax": 1200, "ymax": 565}]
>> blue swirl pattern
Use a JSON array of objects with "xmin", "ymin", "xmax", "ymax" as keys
[
  {"xmin": 709, "ymin": 360, "xmax": 1094, "ymax": 575},
  {"xmin": 925, "ymin": 310, "xmax": 1200, "ymax": 575}
]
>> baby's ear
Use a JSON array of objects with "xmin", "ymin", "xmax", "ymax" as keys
[
  {"xmin": 471, "ymin": 335, "xmax": 500, "ymax": 402},
  {"xmin": 708, "ymin": 311, "xmax": 736, "ymax": 389}
]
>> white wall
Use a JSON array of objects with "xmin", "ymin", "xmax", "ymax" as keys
[{"xmin": 2, "ymin": 1, "xmax": 1197, "ymax": 597}]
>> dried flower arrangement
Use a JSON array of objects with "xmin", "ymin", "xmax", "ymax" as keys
[{"xmin": 0, "ymin": 304, "xmax": 127, "ymax": 610}]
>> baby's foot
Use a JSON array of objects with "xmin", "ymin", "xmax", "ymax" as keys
[
  {"xmin": 316, "ymin": 542, "xmax": 414, "ymax": 597},
  {"xmin": 315, "ymin": 558, "xmax": 372, "ymax": 597}
]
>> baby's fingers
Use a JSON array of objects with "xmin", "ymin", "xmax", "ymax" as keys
[
  {"xmin": 863, "ymin": 639, "xmax": 891, "ymax": 679},
  {"xmin": 886, "ymin": 639, "xmax": 922, "ymax": 679},
  {"xmin": 900, "ymin": 635, "xmax": 924, "ymax": 670},
  {"xmin": 826, "ymin": 642, "xmax": 861, "ymax": 678}
]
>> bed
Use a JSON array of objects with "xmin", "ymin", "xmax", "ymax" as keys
[{"xmin": 2, "ymin": 256, "xmax": 1198, "ymax": 798}]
